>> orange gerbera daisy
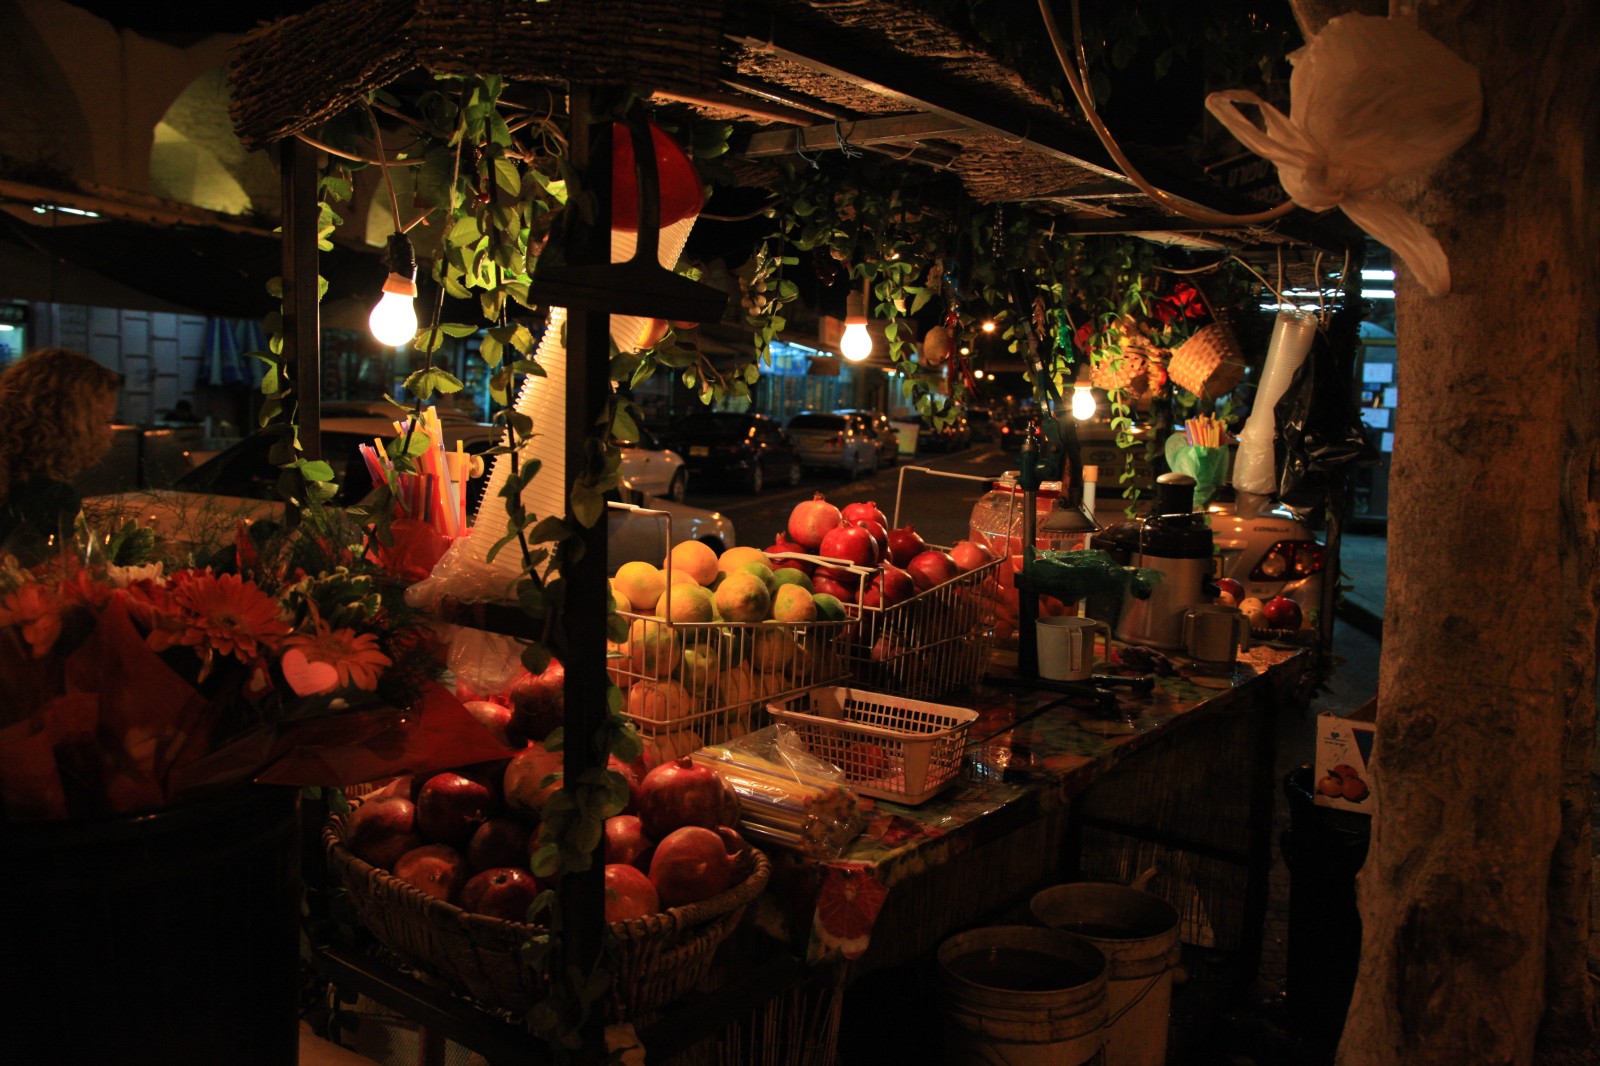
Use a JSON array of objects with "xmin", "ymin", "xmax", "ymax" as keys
[
  {"xmin": 161, "ymin": 571, "xmax": 291, "ymax": 663},
  {"xmin": 0, "ymin": 582, "xmax": 65, "ymax": 658},
  {"xmin": 281, "ymin": 619, "xmax": 392, "ymax": 693}
]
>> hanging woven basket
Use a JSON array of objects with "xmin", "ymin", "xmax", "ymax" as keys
[{"xmin": 1167, "ymin": 322, "xmax": 1247, "ymax": 399}]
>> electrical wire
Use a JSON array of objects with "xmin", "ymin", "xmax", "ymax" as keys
[{"xmin": 1038, "ymin": 0, "xmax": 1298, "ymax": 228}]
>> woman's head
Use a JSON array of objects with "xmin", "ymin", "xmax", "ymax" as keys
[{"xmin": 0, "ymin": 348, "xmax": 122, "ymax": 497}]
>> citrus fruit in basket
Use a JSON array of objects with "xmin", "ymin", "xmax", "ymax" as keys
[
  {"xmin": 615, "ymin": 561, "xmax": 666, "ymax": 613},
  {"xmin": 748, "ymin": 626, "xmax": 796, "ymax": 673},
  {"xmin": 714, "ymin": 572, "xmax": 771, "ymax": 623},
  {"xmin": 628, "ymin": 679, "xmax": 692, "ymax": 729},
  {"xmin": 812, "ymin": 593, "xmax": 848, "ymax": 621},
  {"xmin": 629, "ymin": 618, "xmax": 680, "ymax": 678},
  {"xmin": 715, "ymin": 665, "xmax": 757, "ymax": 713},
  {"xmin": 658, "ymin": 584, "xmax": 716, "ymax": 624},
  {"xmin": 716, "ymin": 546, "xmax": 769, "ymax": 575},
  {"xmin": 771, "ymin": 583, "xmax": 817, "ymax": 623},
  {"xmin": 679, "ymin": 645, "xmax": 720, "ymax": 696},
  {"xmin": 771, "ymin": 567, "xmax": 813, "ymax": 594},
  {"xmin": 667, "ymin": 540, "xmax": 719, "ymax": 587}
]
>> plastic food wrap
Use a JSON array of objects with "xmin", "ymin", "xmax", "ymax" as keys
[{"xmin": 692, "ymin": 725, "xmax": 863, "ymax": 859}]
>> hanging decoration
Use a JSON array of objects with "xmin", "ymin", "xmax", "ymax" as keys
[{"xmin": 1206, "ymin": 14, "xmax": 1481, "ymax": 296}]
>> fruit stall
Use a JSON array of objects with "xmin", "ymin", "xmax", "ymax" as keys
[{"xmin": 0, "ymin": 3, "xmax": 1369, "ymax": 1064}]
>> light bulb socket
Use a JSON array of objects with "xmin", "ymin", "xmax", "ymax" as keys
[
  {"xmin": 843, "ymin": 288, "xmax": 868, "ymax": 325},
  {"xmin": 382, "ymin": 231, "xmax": 417, "ymax": 284}
]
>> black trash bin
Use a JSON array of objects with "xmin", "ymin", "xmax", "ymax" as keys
[{"xmin": 1281, "ymin": 765, "xmax": 1370, "ymax": 1050}]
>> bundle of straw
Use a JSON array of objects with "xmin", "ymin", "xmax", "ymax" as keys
[
  {"xmin": 1182, "ymin": 414, "xmax": 1229, "ymax": 448},
  {"xmin": 356, "ymin": 407, "xmax": 475, "ymax": 540}
]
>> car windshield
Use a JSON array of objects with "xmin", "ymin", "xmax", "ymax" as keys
[
  {"xmin": 788, "ymin": 414, "xmax": 845, "ymax": 430},
  {"xmin": 674, "ymin": 415, "xmax": 752, "ymax": 441},
  {"xmin": 176, "ymin": 431, "xmax": 381, "ymax": 506}
]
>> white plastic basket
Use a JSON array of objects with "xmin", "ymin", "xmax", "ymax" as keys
[{"xmin": 767, "ymin": 686, "xmax": 978, "ymax": 805}]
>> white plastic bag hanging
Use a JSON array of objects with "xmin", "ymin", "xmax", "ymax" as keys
[{"xmin": 1206, "ymin": 14, "xmax": 1481, "ymax": 296}]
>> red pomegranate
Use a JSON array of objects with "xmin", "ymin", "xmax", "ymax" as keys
[
  {"xmin": 886, "ymin": 525, "xmax": 928, "ymax": 568},
  {"xmin": 787, "ymin": 493, "xmax": 842, "ymax": 550}
]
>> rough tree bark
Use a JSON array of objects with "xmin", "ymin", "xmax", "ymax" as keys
[{"xmin": 1286, "ymin": 1, "xmax": 1600, "ymax": 1062}]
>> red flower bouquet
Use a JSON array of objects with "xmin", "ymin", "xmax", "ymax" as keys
[{"xmin": 0, "ymin": 529, "xmax": 512, "ymax": 822}]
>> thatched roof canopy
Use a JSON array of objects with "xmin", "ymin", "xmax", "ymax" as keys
[{"xmin": 229, "ymin": 0, "xmax": 1356, "ymax": 253}]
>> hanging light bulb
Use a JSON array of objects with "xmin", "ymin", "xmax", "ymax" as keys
[
  {"xmin": 841, "ymin": 281, "xmax": 872, "ymax": 362},
  {"xmin": 980, "ymin": 319, "xmax": 997, "ymax": 333},
  {"xmin": 974, "ymin": 368, "xmax": 986, "ymax": 380},
  {"xmin": 1071, "ymin": 364, "xmax": 1097, "ymax": 420},
  {"xmin": 368, "ymin": 232, "xmax": 418, "ymax": 347}
]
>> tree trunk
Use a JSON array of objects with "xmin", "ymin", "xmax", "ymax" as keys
[{"xmin": 1278, "ymin": 1, "xmax": 1600, "ymax": 1062}]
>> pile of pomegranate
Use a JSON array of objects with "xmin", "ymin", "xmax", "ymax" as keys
[
  {"xmin": 776, "ymin": 493, "xmax": 995, "ymax": 609},
  {"xmin": 343, "ymin": 708, "xmax": 752, "ymax": 924}
]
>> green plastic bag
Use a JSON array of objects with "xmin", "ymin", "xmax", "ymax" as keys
[{"xmin": 1165, "ymin": 434, "xmax": 1230, "ymax": 510}]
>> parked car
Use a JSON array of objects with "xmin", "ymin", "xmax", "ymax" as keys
[
  {"xmin": 896, "ymin": 411, "xmax": 971, "ymax": 453},
  {"xmin": 87, "ymin": 420, "xmax": 732, "ymax": 570},
  {"xmin": 664, "ymin": 411, "xmax": 802, "ymax": 494},
  {"xmin": 617, "ymin": 425, "xmax": 688, "ymax": 502},
  {"xmin": 997, "ymin": 412, "xmax": 1034, "ymax": 452},
  {"xmin": 323, "ymin": 401, "xmax": 689, "ymax": 502},
  {"xmin": 831, "ymin": 408, "xmax": 901, "ymax": 467},
  {"xmin": 786, "ymin": 411, "xmax": 881, "ymax": 478},
  {"xmin": 966, "ymin": 407, "xmax": 997, "ymax": 443}
]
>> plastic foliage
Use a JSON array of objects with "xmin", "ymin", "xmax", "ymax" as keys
[{"xmin": 1015, "ymin": 547, "xmax": 1163, "ymax": 627}]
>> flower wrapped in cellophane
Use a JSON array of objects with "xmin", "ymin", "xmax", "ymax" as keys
[{"xmin": 0, "ymin": 521, "xmax": 514, "ymax": 821}]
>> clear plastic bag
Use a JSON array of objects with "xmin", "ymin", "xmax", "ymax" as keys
[
  {"xmin": 1206, "ymin": 14, "xmax": 1480, "ymax": 295},
  {"xmin": 693, "ymin": 724, "xmax": 864, "ymax": 859}
]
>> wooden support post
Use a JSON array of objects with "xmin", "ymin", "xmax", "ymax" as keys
[
  {"xmin": 558, "ymin": 85, "xmax": 610, "ymax": 1062},
  {"xmin": 280, "ymin": 137, "xmax": 321, "ymax": 503}
]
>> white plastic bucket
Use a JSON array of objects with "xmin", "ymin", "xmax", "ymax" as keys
[
  {"xmin": 938, "ymin": 925, "xmax": 1108, "ymax": 1066},
  {"xmin": 1030, "ymin": 883, "xmax": 1181, "ymax": 1066}
]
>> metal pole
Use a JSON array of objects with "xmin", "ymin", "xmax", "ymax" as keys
[
  {"xmin": 280, "ymin": 137, "xmax": 321, "ymax": 476},
  {"xmin": 558, "ymin": 85, "xmax": 609, "ymax": 1061}
]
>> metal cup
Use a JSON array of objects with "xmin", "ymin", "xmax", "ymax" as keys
[
  {"xmin": 1182, "ymin": 604, "xmax": 1251, "ymax": 664},
  {"xmin": 1036, "ymin": 616, "xmax": 1111, "ymax": 681}
]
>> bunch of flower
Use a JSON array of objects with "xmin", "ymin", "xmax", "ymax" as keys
[{"xmin": 0, "ymin": 522, "xmax": 453, "ymax": 821}]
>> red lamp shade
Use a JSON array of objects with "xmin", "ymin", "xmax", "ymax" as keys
[{"xmin": 608, "ymin": 121, "xmax": 702, "ymax": 232}]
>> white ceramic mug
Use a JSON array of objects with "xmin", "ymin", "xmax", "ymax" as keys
[
  {"xmin": 1183, "ymin": 604, "xmax": 1251, "ymax": 664},
  {"xmin": 1037, "ymin": 616, "xmax": 1111, "ymax": 681}
]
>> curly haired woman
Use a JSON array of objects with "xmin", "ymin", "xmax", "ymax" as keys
[{"xmin": 0, "ymin": 348, "xmax": 122, "ymax": 559}]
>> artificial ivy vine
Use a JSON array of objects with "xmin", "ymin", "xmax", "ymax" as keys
[{"xmin": 740, "ymin": 154, "xmax": 1248, "ymax": 508}]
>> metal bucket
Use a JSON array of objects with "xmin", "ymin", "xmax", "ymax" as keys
[
  {"xmin": 938, "ymin": 925, "xmax": 1108, "ymax": 1065},
  {"xmin": 1031, "ymin": 883, "xmax": 1182, "ymax": 1066}
]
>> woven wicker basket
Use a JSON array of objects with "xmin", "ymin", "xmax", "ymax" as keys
[
  {"xmin": 1168, "ymin": 322, "xmax": 1247, "ymax": 399},
  {"xmin": 324, "ymin": 805, "xmax": 769, "ymax": 1020}
]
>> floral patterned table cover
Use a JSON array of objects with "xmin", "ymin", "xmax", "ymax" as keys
[{"xmin": 751, "ymin": 643, "xmax": 1308, "ymax": 961}]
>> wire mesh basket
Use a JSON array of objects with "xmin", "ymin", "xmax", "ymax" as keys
[
  {"xmin": 826, "ymin": 466, "xmax": 1006, "ymax": 699},
  {"xmin": 607, "ymin": 496, "xmax": 854, "ymax": 745},
  {"xmin": 768, "ymin": 686, "xmax": 978, "ymax": 805},
  {"xmin": 611, "ymin": 612, "xmax": 853, "ymax": 745}
]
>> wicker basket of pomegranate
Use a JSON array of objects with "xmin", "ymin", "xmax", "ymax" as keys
[{"xmin": 325, "ymin": 744, "xmax": 768, "ymax": 1020}]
